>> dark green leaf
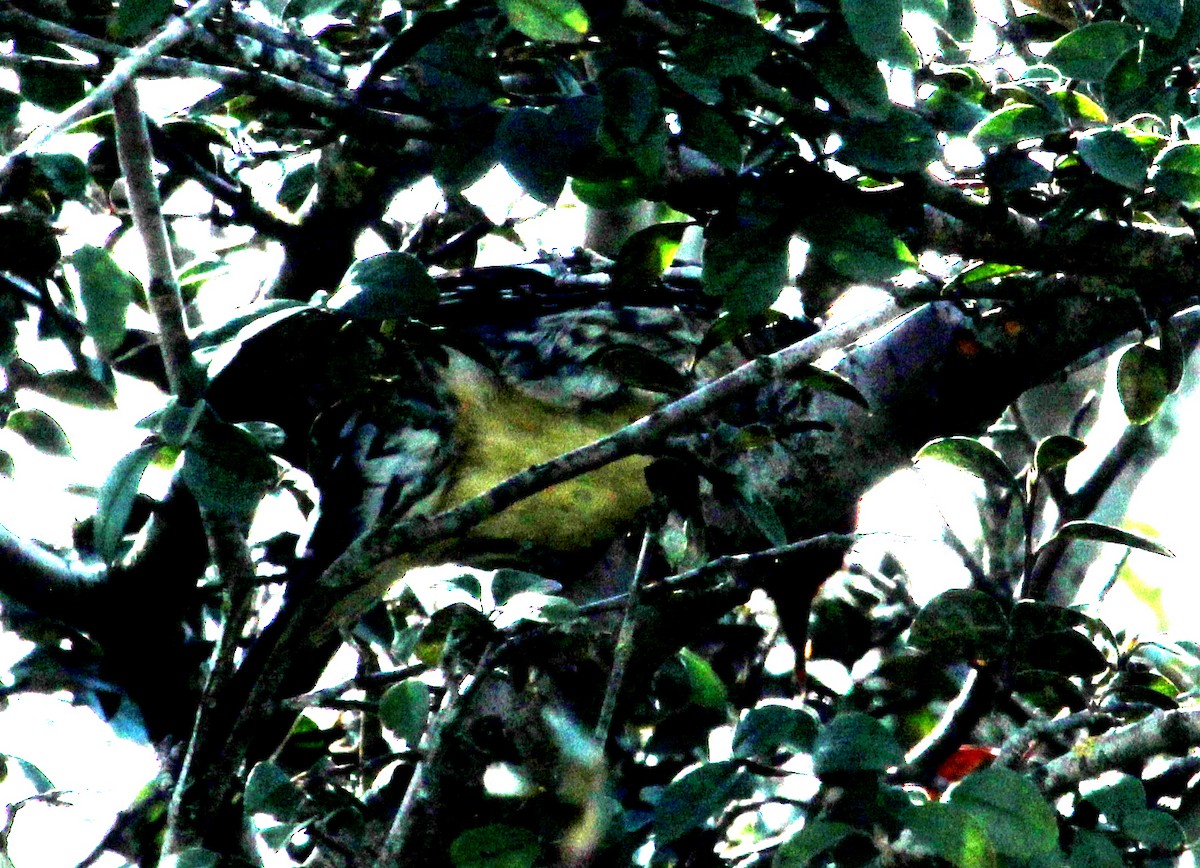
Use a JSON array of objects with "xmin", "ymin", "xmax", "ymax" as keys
[
  {"xmin": 806, "ymin": 210, "xmax": 917, "ymax": 282},
  {"xmin": 109, "ymin": 0, "xmax": 173, "ymax": 40},
  {"xmin": 449, "ymin": 824, "xmax": 539, "ymax": 868},
  {"xmin": 30, "ymin": 370, "xmax": 116, "ymax": 409},
  {"xmin": 1121, "ymin": 808, "xmax": 1184, "ymax": 848},
  {"xmin": 903, "ymin": 801, "xmax": 995, "ymax": 868},
  {"xmin": 434, "ymin": 112, "xmax": 501, "ymax": 193},
  {"xmin": 732, "ymin": 704, "xmax": 818, "ymax": 759},
  {"xmin": 1116, "ymin": 343, "xmax": 1172, "ymax": 423},
  {"xmin": 681, "ymin": 107, "xmax": 743, "ymax": 170},
  {"xmin": 1122, "ymin": 0, "xmax": 1182, "ymax": 38},
  {"xmin": 908, "ymin": 589, "xmax": 1009, "ymax": 663},
  {"xmin": 7, "ymin": 409, "xmax": 71, "ymax": 456},
  {"xmin": 703, "ymin": 226, "xmax": 788, "ymax": 319},
  {"xmin": 12, "ymin": 756, "xmax": 53, "ymax": 793},
  {"xmin": 0, "ymin": 450, "xmax": 13, "ymax": 478},
  {"xmin": 840, "ymin": 0, "xmax": 916, "ymax": 67},
  {"xmin": 244, "ymin": 761, "xmax": 306, "ymax": 821},
  {"xmin": 500, "ymin": 0, "xmax": 589, "ymax": 43},
  {"xmin": 178, "ymin": 259, "xmax": 230, "ymax": 297},
  {"xmin": 808, "ymin": 37, "xmax": 892, "ymax": 121},
  {"xmin": 812, "ymin": 711, "xmax": 904, "ymax": 777},
  {"xmin": 276, "ymin": 163, "xmax": 316, "ymax": 211},
  {"xmin": 71, "ymin": 245, "xmax": 136, "ymax": 355},
  {"xmin": 796, "ymin": 365, "xmax": 870, "ymax": 410},
  {"xmin": 1069, "ymin": 829, "xmax": 1124, "ymax": 868},
  {"xmin": 490, "ymin": 569, "xmax": 562, "ymax": 606},
  {"xmin": 838, "ymin": 110, "xmax": 941, "ymax": 174},
  {"xmin": 1152, "ymin": 142, "xmax": 1200, "ymax": 204},
  {"xmin": 32, "ymin": 153, "xmax": 90, "ymax": 201},
  {"xmin": 1078, "ymin": 130, "xmax": 1151, "ymax": 190},
  {"xmin": 379, "ymin": 679, "xmax": 430, "ymax": 745},
  {"xmin": 945, "ymin": 767, "xmax": 1059, "ymax": 856},
  {"xmin": 655, "ymin": 761, "xmax": 749, "ymax": 841},
  {"xmin": 15, "ymin": 39, "xmax": 85, "ymax": 111},
  {"xmin": 496, "ymin": 109, "xmax": 569, "ymax": 205},
  {"xmin": 1080, "ymin": 772, "xmax": 1146, "ymax": 825},
  {"xmin": 413, "ymin": 29, "xmax": 502, "ymax": 111},
  {"xmin": 1044, "ymin": 22, "xmax": 1139, "ymax": 80},
  {"xmin": 1018, "ymin": 629, "xmax": 1109, "ymax": 677},
  {"xmin": 970, "ymin": 104, "xmax": 1061, "ymax": 149},
  {"xmin": 585, "ymin": 344, "xmax": 692, "ymax": 395},
  {"xmin": 914, "ymin": 436, "xmax": 1020, "ymax": 493},
  {"xmin": 735, "ymin": 484, "xmax": 788, "ymax": 546},
  {"xmin": 180, "ymin": 420, "xmax": 277, "ymax": 519},
  {"xmin": 775, "ymin": 821, "xmax": 863, "ymax": 868},
  {"xmin": 1033, "ymin": 434, "xmax": 1086, "ymax": 475},
  {"xmin": 95, "ymin": 444, "xmax": 158, "ymax": 564},
  {"xmin": 678, "ymin": 19, "xmax": 769, "ymax": 79},
  {"xmin": 602, "ymin": 67, "xmax": 661, "ymax": 144},
  {"xmin": 163, "ymin": 848, "xmax": 220, "ymax": 868},
  {"xmin": 1047, "ymin": 520, "xmax": 1175, "ymax": 557},
  {"xmin": 329, "ymin": 252, "xmax": 438, "ymax": 320}
]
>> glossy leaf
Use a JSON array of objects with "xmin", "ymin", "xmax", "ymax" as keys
[
  {"xmin": 903, "ymin": 801, "xmax": 995, "ymax": 868},
  {"xmin": 1047, "ymin": 520, "xmax": 1175, "ymax": 558},
  {"xmin": 180, "ymin": 420, "xmax": 277, "ymax": 519},
  {"xmin": 945, "ymin": 767, "xmax": 1058, "ymax": 856},
  {"xmin": 732, "ymin": 704, "xmax": 818, "ymax": 759},
  {"xmin": 678, "ymin": 648, "xmax": 728, "ymax": 710},
  {"xmin": 496, "ymin": 109, "xmax": 569, "ymax": 204},
  {"xmin": 970, "ymin": 104, "xmax": 1061, "ymax": 149},
  {"xmin": 244, "ymin": 761, "xmax": 306, "ymax": 821},
  {"xmin": 500, "ymin": 0, "xmax": 589, "ymax": 43},
  {"xmin": 840, "ymin": 0, "xmax": 914, "ymax": 67},
  {"xmin": 775, "ymin": 821, "xmax": 863, "ymax": 868},
  {"xmin": 379, "ymin": 679, "xmax": 430, "ymax": 745},
  {"xmin": 30, "ymin": 370, "xmax": 117, "ymax": 409},
  {"xmin": 909, "ymin": 589, "xmax": 1009, "ymax": 663},
  {"xmin": 914, "ymin": 436, "xmax": 1020, "ymax": 494},
  {"xmin": 7, "ymin": 409, "xmax": 71, "ymax": 456},
  {"xmin": 72, "ymin": 245, "xmax": 136, "ymax": 355},
  {"xmin": 812, "ymin": 711, "xmax": 904, "ymax": 777},
  {"xmin": 109, "ymin": 0, "xmax": 173, "ymax": 40},
  {"xmin": 1034, "ymin": 436, "xmax": 1087, "ymax": 474},
  {"xmin": 95, "ymin": 444, "xmax": 158, "ymax": 564},
  {"xmin": 1152, "ymin": 142, "xmax": 1200, "ymax": 204},
  {"xmin": 1122, "ymin": 0, "xmax": 1182, "ymax": 38},
  {"xmin": 490, "ymin": 569, "xmax": 562, "ymax": 607},
  {"xmin": 450, "ymin": 824, "xmax": 539, "ymax": 868},
  {"xmin": 655, "ymin": 761, "xmax": 749, "ymax": 841},
  {"xmin": 1044, "ymin": 22, "xmax": 1139, "ymax": 80},
  {"xmin": 1116, "ymin": 343, "xmax": 1171, "ymax": 424},
  {"xmin": 1078, "ymin": 129, "xmax": 1150, "ymax": 190},
  {"xmin": 796, "ymin": 364, "xmax": 870, "ymax": 410},
  {"xmin": 329, "ymin": 252, "xmax": 438, "ymax": 320},
  {"xmin": 838, "ymin": 110, "xmax": 941, "ymax": 174},
  {"xmin": 703, "ymin": 226, "xmax": 788, "ymax": 319}
]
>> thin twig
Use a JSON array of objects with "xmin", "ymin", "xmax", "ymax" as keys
[
  {"xmin": 1, "ymin": 0, "xmax": 226, "ymax": 175},
  {"xmin": 285, "ymin": 663, "xmax": 431, "ymax": 709},
  {"xmin": 594, "ymin": 529, "xmax": 653, "ymax": 745}
]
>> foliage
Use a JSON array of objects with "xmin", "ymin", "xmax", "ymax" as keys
[{"xmin": 2, "ymin": 0, "xmax": 1200, "ymax": 867}]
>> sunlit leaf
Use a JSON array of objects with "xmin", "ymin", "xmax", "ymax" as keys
[
  {"xmin": 1047, "ymin": 520, "xmax": 1175, "ymax": 558},
  {"xmin": 500, "ymin": 0, "xmax": 589, "ymax": 43},
  {"xmin": 95, "ymin": 443, "xmax": 158, "ymax": 564},
  {"xmin": 7, "ymin": 408, "xmax": 71, "ymax": 456},
  {"xmin": 379, "ymin": 679, "xmax": 430, "ymax": 745},
  {"xmin": 1044, "ymin": 22, "xmax": 1139, "ymax": 80}
]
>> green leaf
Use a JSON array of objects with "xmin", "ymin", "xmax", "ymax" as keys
[
  {"xmin": 11, "ymin": 756, "xmax": 53, "ymax": 793},
  {"xmin": 1047, "ymin": 520, "xmax": 1175, "ymax": 557},
  {"xmin": 496, "ymin": 109, "xmax": 569, "ymax": 205},
  {"xmin": 328, "ymin": 252, "xmax": 438, "ymax": 320},
  {"xmin": 32, "ymin": 153, "xmax": 90, "ymax": 201},
  {"xmin": 490, "ymin": 569, "xmax": 562, "ymax": 606},
  {"xmin": 903, "ymin": 801, "xmax": 995, "ymax": 868},
  {"xmin": 809, "ymin": 37, "xmax": 892, "ymax": 121},
  {"xmin": 0, "ymin": 450, "xmax": 13, "ymax": 478},
  {"xmin": 449, "ymin": 824, "xmax": 539, "ymax": 868},
  {"xmin": 970, "ymin": 104, "xmax": 1061, "ymax": 149},
  {"xmin": 71, "ymin": 245, "xmax": 136, "ymax": 355},
  {"xmin": 1018, "ymin": 629, "xmax": 1109, "ymax": 677},
  {"xmin": 1121, "ymin": 808, "xmax": 1184, "ymax": 848},
  {"xmin": 795, "ymin": 365, "xmax": 870, "ymax": 410},
  {"xmin": 1029, "ymin": 434, "xmax": 1085, "ymax": 496},
  {"xmin": 681, "ymin": 106, "xmax": 744, "ymax": 170},
  {"xmin": 908, "ymin": 589, "xmax": 1009, "ymax": 663},
  {"xmin": 1044, "ymin": 22, "xmax": 1139, "ymax": 80},
  {"xmin": 7, "ymin": 409, "xmax": 71, "ymax": 456},
  {"xmin": 1078, "ymin": 129, "xmax": 1151, "ymax": 190},
  {"xmin": 914, "ymin": 436, "xmax": 1020, "ymax": 493},
  {"xmin": 109, "ymin": 0, "xmax": 173, "ymax": 40},
  {"xmin": 732, "ymin": 704, "xmax": 818, "ymax": 759},
  {"xmin": 703, "ymin": 226, "xmax": 789, "ymax": 320},
  {"xmin": 412, "ymin": 29, "xmax": 502, "ymax": 112},
  {"xmin": 500, "ymin": 0, "xmax": 589, "ymax": 43},
  {"xmin": 244, "ymin": 761, "xmax": 306, "ymax": 821},
  {"xmin": 95, "ymin": 444, "xmax": 158, "ymax": 564},
  {"xmin": 678, "ymin": 648, "xmax": 728, "ymax": 710},
  {"xmin": 30, "ymin": 370, "xmax": 117, "ymax": 409},
  {"xmin": 808, "ymin": 211, "xmax": 917, "ymax": 282},
  {"xmin": 655, "ymin": 761, "xmax": 749, "ymax": 841},
  {"xmin": 774, "ymin": 821, "xmax": 863, "ymax": 868},
  {"xmin": 945, "ymin": 767, "xmax": 1060, "ymax": 857},
  {"xmin": 1152, "ymin": 142, "xmax": 1200, "ymax": 204},
  {"xmin": 379, "ymin": 679, "xmax": 430, "ymax": 745},
  {"xmin": 601, "ymin": 67, "xmax": 661, "ymax": 145},
  {"xmin": 838, "ymin": 110, "xmax": 942, "ymax": 174},
  {"xmin": 15, "ymin": 38, "xmax": 85, "ymax": 111},
  {"xmin": 1068, "ymin": 829, "xmax": 1124, "ymax": 868},
  {"xmin": 678, "ymin": 18, "xmax": 769, "ymax": 79},
  {"xmin": 812, "ymin": 711, "xmax": 904, "ymax": 777},
  {"xmin": 276, "ymin": 163, "xmax": 316, "ymax": 211},
  {"xmin": 1080, "ymin": 772, "xmax": 1147, "ymax": 825},
  {"xmin": 179, "ymin": 420, "xmax": 277, "ymax": 519},
  {"xmin": 613, "ymin": 222, "xmax": 690, "ymax": 289},
  {"xmin": 956, "ymin": 262, "xmax": 1026, "ymax": 285},
  {"xmin": 161, "ymin": 849, "xmax": 220, "ymax": 868},
  {"xmin": 1122, "ymin": 0, "xmax": 1182, "ymax": 38},
  {"xmin": 840, "ymin": 0, "xmax": 915, "ymax": 67},
  {"xmin": 1116, "ymin": 343, "xmax": 1172, "ymax": 424}
]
